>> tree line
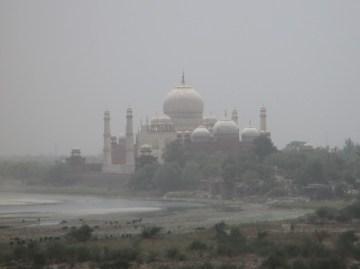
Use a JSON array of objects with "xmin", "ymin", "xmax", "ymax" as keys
[{"xmin": 131, "ymin": 137, "xmax": 360, "ymax": 197}]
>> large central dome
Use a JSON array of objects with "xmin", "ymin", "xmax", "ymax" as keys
[{"xmin": 163, "ymin": 79, "xmax": 204, "ymax": 131}]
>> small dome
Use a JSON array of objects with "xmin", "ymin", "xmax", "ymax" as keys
[
  {"xmin": 241, "ymin": 127, "xmax": 259, "ymax": 143},
  {"xmin": 140, "ymin": 144, "xmax": 152, "ymax": 155},
  {"xmin": 140, "ymin": 144, "xmax": 152, "ymax": 150},
  {"xmin": 163, "ymin": 84, "xmax": 204, "ymax": 116},
  {"xmin": 202, "ymin": 117, "xmax": 217, "ymax": 127},
  {"xmin": 191, "ymin": 126, "xmax": 211, "ymax": 142},
  {"xmin": 242, "ymin": 127, "xmax": 259, "ymax": 137},
  {"xmin": 213, "ymin": 120, "xmax": 239, "ymax": 136},
  {"xmin": 150, "ymin": 115, "xmax": 173, "ymax": 126}
]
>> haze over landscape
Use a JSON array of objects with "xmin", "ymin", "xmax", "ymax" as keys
[
  {"xmin": 3, "ymin": 2, "xmax": 360, "ymax": 268},
  {"xmin": 1, "ymin": 0, "xmax": 360, "ymax": 156}
]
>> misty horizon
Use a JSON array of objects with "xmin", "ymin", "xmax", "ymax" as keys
[{"xmin": 1, "ymin": 1, "xmax": 359, "ymax": 156}]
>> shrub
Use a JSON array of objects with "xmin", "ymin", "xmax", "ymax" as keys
[
  {"xmin": 145, "ymin": 250, "xmax": 159, "ymax": 263},
  {"xmin": 99, "ymin": 247, "xmax": 139, "ymax": 269},
  {"xmin": 308, "ymin": 256, "xmax": 346, "ymax": 269},
  {"xmin": 188, "ymin": 240, "xmax": 208, "ymax": 251},
  {"xmin": 315, "ymin": 207, "xmax": 338, "ymax": 220},
  {"xmin": 217, "ymin": 227, "xmax": 247, "ymax": 256},
  {"xmin": 66, "ymin": 224, "xmax": 93, "ymax": 242},
  {"xmin": 292, "ymin": 259, "xmax": 308, "ymax": 269},
  {"xmin": 45, "ymin": 241, "xmax": 67, "ymax": 261},
  {"xmin": 260, "ymin": 250, "xmax": 289, "ymax": 269},
  {"xmin": 336, "ymin": 230, "xmax": 358, "ymax": 257},
  {"xmin": 141, "ymin": 226, "xmax": 162, "ymax": 239},
  {"xmin": 165, "ymin": 247, "xmax": 186, "ymax": 261}
]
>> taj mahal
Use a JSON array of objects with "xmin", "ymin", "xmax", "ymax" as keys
[{"xmin": 102, "ymin": 74, "xmax": 271, "ymax": 174}]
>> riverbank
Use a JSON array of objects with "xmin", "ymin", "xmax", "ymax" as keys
[{"xmin": 0, "ymin": 191, "xmax": 315, "ymax": 243}]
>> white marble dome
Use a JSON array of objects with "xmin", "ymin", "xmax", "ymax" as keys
[
  {"xmin": 242, "ymin": 127, "xmax": 259, "ymax": 137},
  {"xmin": 213, "ymin": 120, "xmax": 239, "ymax": 136},
  {"xmin": 163, "ymin": 85, "xmax": 204, "ymax": 115},
  {"xmin": 163, "ymin": 83, "xmax": 204, "ymax": 131},
  {"xmin": 241, "ymin": 127, "xmax": 260, "ymax": 143},
  {"xmin": 191, "ymin": 125, "xmax": 211, "ymax": 142},
  {"xmin": 139, "ymin": 144, "xmax": 152, "ymax": 155}
]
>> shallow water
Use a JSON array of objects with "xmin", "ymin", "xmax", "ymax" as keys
[
  {"xmin": 0, "ymin": 192, "xmax": 172, "ymax": 219},
  {"xmin": 0, "ymin": 192, "xmax": 312, "ymax": 228}
]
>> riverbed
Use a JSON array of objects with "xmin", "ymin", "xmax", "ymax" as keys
[{"xmin": 0, "ymin": 192, "xmax": 312, "ymax": 239}]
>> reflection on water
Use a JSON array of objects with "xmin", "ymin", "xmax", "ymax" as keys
[
  {"xmin": 0, "ymin": 192, "xmax": 166, "ymax": 218},
  {"xmin": 0, "ymin": 193, "xmax": 312, "ymax": 228}
]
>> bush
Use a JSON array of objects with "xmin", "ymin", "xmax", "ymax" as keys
[
  {"xmin": 219, "ymin": 265, "xmax": 243, "ymax": 269},
  {"xmin": 308, "ymin": 256, "xmax": 346, "ymax": 269},
  {"xmin": 336, "ymin": 230, "xmax": 358, "ymax": 257},
  {"xmin": 260, "ymin": 250, "xmax": 289, "ymax": 269},
  {"xmin": 216, "ymin": 227, "xmax": 247, "ymax": 256},
  {"xmin": 315, "ymin": 207, "xmax": 338, "ymax": 220},
  {"xmin": 141, "ymin": 226, "xmax": 162, "ymax": 239},
  {"xmin": 165, "ymin": 247, "xmax": 186, "ymax": 261},
  {"xmin": 188, "ymin": 240, "xmax": 208, "ymax": 251},
  {"xmin": 145, "ymin": 250, "xmax": 159, "ymax": 263},
  {"xmin": 46, "ymin": 241, "xmax": 67, "ymax": 261},
  {"xmin": 292, "ymin": 259, "xmax": 308, "ymax": 269},
  {"xmin": 342, "ymin": 200, "xmax": 360, "ymax": 219},
  {"xmin": 66, "ymin": 225, "xmax": 93, "ymax": 242},
  {"xmin": 99, "ymin": 247, "xmax": 139, "ymax": 269},
  {"xmin": 299, "ymin": 238, "xmax": 329, "ymax": 258}
]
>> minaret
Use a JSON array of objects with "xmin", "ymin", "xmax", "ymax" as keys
[
  {"xmin": 125, "ymin": 107, "xmax": 135, "ymax": 171},
  {"xmin": 260, "ymin": 106, "xmax": 267, "ymax": 132},
  {"xmin": 231, "ymin": 109, "xmax": 239, "ymax": 125},
  {"xmin": 103, "ymin": 111, "xmax": 112, "ymax": 167}
]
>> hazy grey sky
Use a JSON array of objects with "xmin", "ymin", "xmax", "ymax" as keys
[{"xmin": 0, "ymin": 0, "xmax": 359, "ymax": 156}]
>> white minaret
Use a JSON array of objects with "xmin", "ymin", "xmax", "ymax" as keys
[
  {"xmin": 260, "ymin": 106, "xmax": 267, "ymax": 132},
  {"xmin": 125, "ymin": 107, "xmax": 135, "ymax": 171},
  {"xmin": 231, "ymin": 109, "xmax": 239, "ymax": 125},
  {"xmin": 103, "ymin": 111, "xmax": 112, "ymax": 167}
]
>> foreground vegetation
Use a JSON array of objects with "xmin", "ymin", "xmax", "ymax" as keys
[
  {"xmin": 0, "ymin": 139, "xmax": 360, "ymax": 268},
  {"xmin": 1, "ymin": 196, "xmax": 360, "ymax": 269}
]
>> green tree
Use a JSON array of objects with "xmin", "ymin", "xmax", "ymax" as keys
[
  {"xmin": 343, "ymin": 138, "xmax": 357, "ymax": 161},
  {"xmin": 153, "ymin": 162, "xmax": 182, "ymax": 192},
  {"xmin": 130, "ymin": 164, "xmax": 159, "ymax": 190},
  {"xmin": 163, "ymin": 141, "xmax": 186, "ymax": 167},
  {"xmin": 182, "ymin": 161, "xmax": 202, "ymax": 189},
  {"xmin": 297, "ymin": 159, "xmax": 325, "ymax": 185},
  {"xmin": 222, "ymin": 156, "xmax": 237, "ymax": 185},
  {"xmin": 253, "ymin": 136, "xmax": 277, "ymax": 161},
  {"xmin": 135, "ymin": 155, "xmax": 158, "ymax": 170}
]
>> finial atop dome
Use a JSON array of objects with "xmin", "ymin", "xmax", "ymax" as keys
[{"xmin": 181, "ymin": 70, "xmax": 185, "ymax": 85}]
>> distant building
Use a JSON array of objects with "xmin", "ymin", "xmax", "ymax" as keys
[
  {"xmin": 65, "ymin": 149, "xmax": 101, "ymax": 173},
  {"xmin": 103, "ymin": 108, "xmax": 135, "ymax": 174},
  {"xmin": 66, "ymin": 148, "xmax": 85, "ymax": 167},
  {"xmin": 102, "ymin": 73, "xmax": 272, "ymax": 174},
  {"xmin": 284, "ymin": 141, "xmax": 313, "ymax": 152}
]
